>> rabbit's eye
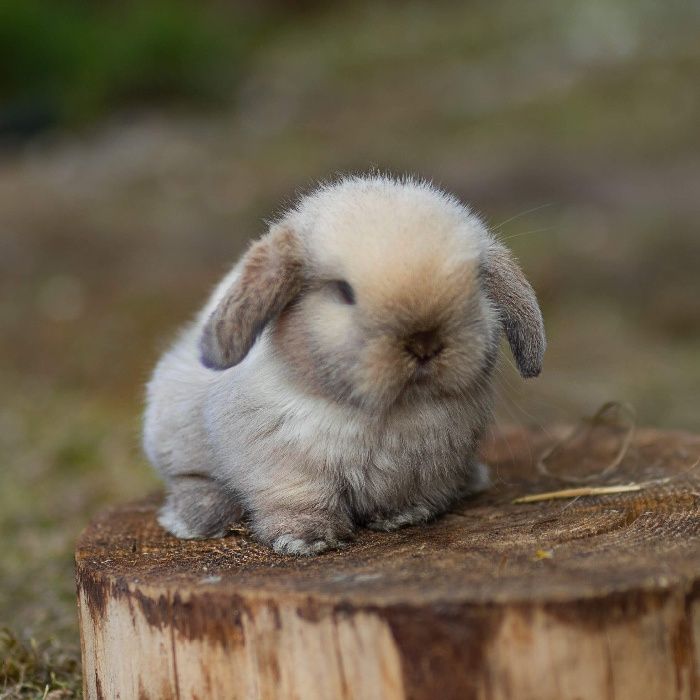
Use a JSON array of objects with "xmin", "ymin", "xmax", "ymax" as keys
[{"xmin": 332, "ymin": 280, "xmax": 356, "ymax": 305}]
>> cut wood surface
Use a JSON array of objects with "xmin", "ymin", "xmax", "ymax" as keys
[{"xmin": 76, "ymin": 426, "xmax": 700, "ymax": 700}]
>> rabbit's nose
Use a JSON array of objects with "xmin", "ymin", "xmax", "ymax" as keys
[{"xmin": 404, "ymin": 329, "xmax": 444, "ymax": 364}]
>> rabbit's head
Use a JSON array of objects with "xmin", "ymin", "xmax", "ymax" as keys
[{"xmin": 200, "ymin": 176, "xmax": 545, "ymax": 411}]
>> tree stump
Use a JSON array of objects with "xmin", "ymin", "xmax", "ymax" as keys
[{"xmin": 76, "ymin": 426, "xmax": 700, "ymax": 700}]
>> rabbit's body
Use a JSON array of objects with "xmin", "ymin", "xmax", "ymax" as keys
[
  {"xmin": 145, "ymin": 317, "xmax": 493, "ymax": 547},
  {"xmin": 144, "ymin": 175, "xmax": 545, "ymax": 554}
]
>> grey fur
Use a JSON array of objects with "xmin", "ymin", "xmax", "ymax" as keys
[
  {"xmin": 480, "ymin": 240, "xmax": 546, "ymax": 378},
  {"xmin": 143, "ymin": 175, "xmax": 545, "ymax": 555}
]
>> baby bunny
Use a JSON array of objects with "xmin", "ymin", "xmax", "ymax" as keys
[{"xmin": 143, "ymin": 175, "xmax": 545, "ymax": 555}]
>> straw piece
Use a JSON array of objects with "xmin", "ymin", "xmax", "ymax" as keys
[{"xmin": 512, "ymin": 480, "xmax": 668, "ymax": 505}]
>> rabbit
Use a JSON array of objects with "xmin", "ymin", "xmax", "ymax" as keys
[{"xmin": 143, "ymin": 174, "xmax": 545, "ymax": 555}]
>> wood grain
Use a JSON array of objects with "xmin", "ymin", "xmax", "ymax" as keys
[{"xmin": 76, "ymin": 426, "xmax": 700, "ymax": 700}]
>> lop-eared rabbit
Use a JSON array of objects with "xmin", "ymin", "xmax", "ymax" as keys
[{"xmin": 144, "ymin": 175, "xmax": 545, "ymax": 555}]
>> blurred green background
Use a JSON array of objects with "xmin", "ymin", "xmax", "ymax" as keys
[{"xmin": 1, "ymin": 0, "xmax": 698, "ymax": 696}]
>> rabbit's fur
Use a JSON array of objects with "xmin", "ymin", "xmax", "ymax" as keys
[{"xmin": 144, "ymin": 175, "xmax": 545, "ymax": 555}]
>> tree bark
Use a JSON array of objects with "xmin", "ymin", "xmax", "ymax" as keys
[{"xmin": 76, "ymin": 426, "xmax": 700, "ymax": 700}]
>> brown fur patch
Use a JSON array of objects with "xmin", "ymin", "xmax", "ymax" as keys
[
  {"xmin": 200, "ymin": 226, "xmax": 303, "ymax": 369},
  {"xmin": 363, "ymin": 260, "xmax": 477, "ymax": 333}
]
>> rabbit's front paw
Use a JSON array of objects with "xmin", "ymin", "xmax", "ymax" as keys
[
  {"xmin": 255, "ymin": 509, "xmax": 353, "ymax": 556},
  {"xmin": 271, "ymin": 534, "xmax": 346, "ymax": 556},
  {"xmin": 367, "ymin": 504, "xmax": 434, "ymax": 532}
]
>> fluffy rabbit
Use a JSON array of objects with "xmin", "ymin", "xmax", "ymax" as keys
[{"xmin": 143, "ymin": 175, "xmax": 545, "ymax": 555}]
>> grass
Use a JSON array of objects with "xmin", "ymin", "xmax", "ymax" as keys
[
  {"xmin": 1, "ymin": 629, "xmax": 80, "ymax": 699},
  {"xmin": 0, "ymin": 0, "xmax": 271, "ymax": 129},
  {"xmin": 1, "ymin": 0, "xmax": 699, "ymax": 695}
]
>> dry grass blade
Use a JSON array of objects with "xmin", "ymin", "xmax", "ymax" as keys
[
  {"xmin": 515, "ymin": 458, "xmax": 700, "ymax": 504},
  {"xmin": 512, "ymin": 481, "xmax": 660, "ymax": 504}
]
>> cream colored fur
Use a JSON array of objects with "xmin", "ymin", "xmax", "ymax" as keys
[{"xmin": 143, "ymin": 175, "xmax": 545, "ymax": 555}]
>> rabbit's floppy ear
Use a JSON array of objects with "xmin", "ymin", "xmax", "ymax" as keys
[
  {"xmin": 200, "ymin": 225, "xmax": 303, "ymax": 370},
  {"xmin": 481, "ymin": 240, "xmax": 546, "ymax": 378}
]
